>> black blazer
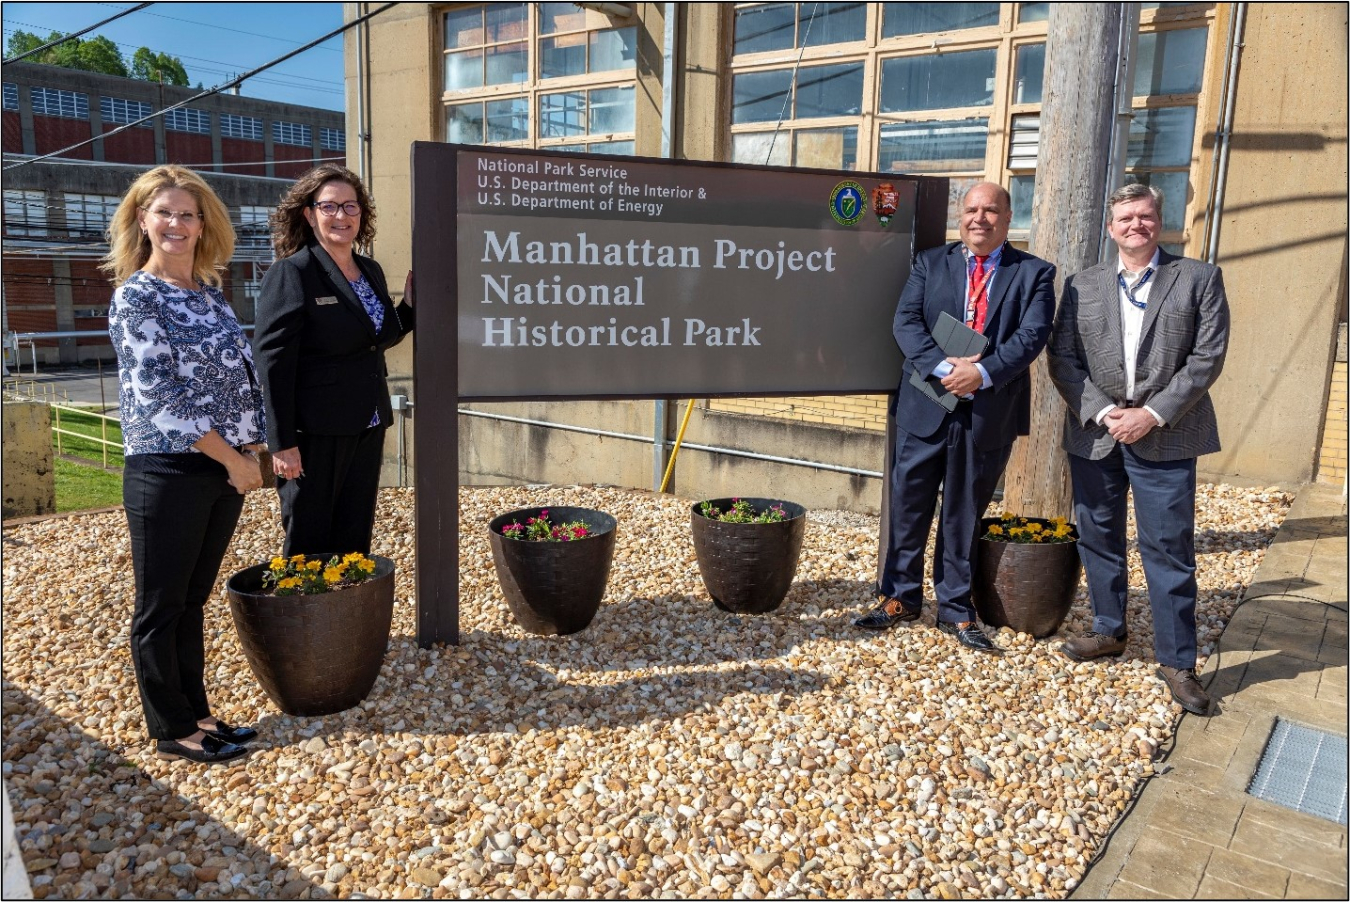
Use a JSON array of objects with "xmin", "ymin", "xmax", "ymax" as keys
[
  {"xmin": 253, "ymin": 241, "xmax": 414, "ymax": 449},
  {"xmin": 893, "ymin": 241, "xmax": 1056, "ymax": 450}
]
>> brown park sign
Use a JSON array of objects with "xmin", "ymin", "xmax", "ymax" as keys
[{"xmin": 411, "ymin": 143, "xmax": 948, "ymax": 645}]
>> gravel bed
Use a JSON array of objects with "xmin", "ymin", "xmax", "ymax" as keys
[{"xmin": 1, "ymin": 483, "xmax": 1290, "ymax": 899}]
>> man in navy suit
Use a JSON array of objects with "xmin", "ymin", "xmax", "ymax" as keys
[{"xmin": 856, "ymin": 182, "xmax": 1056, "ymax": 653}]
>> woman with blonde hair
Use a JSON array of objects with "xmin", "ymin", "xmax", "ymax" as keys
[
  {"xmin": 105, "ymin": 164, "xmax": 265, "ymax": 765},
  {"xmin": 253, "ymin": 163, "xmax": 413, "ymax": 556}
]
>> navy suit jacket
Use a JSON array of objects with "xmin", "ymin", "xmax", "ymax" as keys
[
  {"xmin": 893, "ymin": 241, "xmax": 1056, "ymax": 450},
  {"xmin": 253, "ymin": 241, "xmax": 414, "ymax": 450}
]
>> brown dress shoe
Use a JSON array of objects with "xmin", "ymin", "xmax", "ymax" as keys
[
  {"xmin": 1061, "ymin": 631, "xmax": 1127, "ymax": 662},
  {"xmin": 1157, "ymin": 666, "xmax": 1213, "ymax": 716}
]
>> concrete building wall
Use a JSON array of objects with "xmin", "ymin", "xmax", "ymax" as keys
[{"xmin": 1203, "ymin": 3, "xmax": 1349, "ymax": 486}]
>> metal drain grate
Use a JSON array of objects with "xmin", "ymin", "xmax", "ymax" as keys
[{"xmin": 1246, "ymin": 719, "xmax": 1348, "ymax": 825}]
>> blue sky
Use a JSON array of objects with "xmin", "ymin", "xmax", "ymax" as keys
[{"xmin": 3, "ymin": 2, "xmax": 346, "ymax": 110}]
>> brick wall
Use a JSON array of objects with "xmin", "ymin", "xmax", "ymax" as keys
[
  {"xmin": 1316, "ymin": 325, "xmax": 1348, "ymax": 484},
  {"xmin": 220, "ymin": 137, "xmax": 268, "ymax": 177},
  {"xmin": 273, "ymin": 144, "xmax": 314, "ymax": 179},
  {"xmin": 2, "ymin": 111, "xmax": 21, "ymax": 154},
  {"xmin": 33, "ymin": 116, "xmax": 92, "ymax": 159},
  {"xmin": 101, "ymin": 124, "xmax": 155, "ymax": 165},
  {"xmin": 707, "ymin": 394, "xmax": 890, "ymax": 432},
  {"xmin": 164, "ymin": 132, "xmax": 212, "ymax": 167}
]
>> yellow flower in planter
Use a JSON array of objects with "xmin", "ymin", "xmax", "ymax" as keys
[{"xmin": 260, "ymin": 553, "xmax": 381, "ymax": 596}]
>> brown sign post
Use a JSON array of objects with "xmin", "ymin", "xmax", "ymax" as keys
[{"xmin": 411, "ymin": 142, "xmax": 948, "ymax": 647}]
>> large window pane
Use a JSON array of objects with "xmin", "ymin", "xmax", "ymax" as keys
[
  {"xmin": 589, "ymin": 140, "xmax": 634, "ymax": 155},
  {"xmin": 540, "ymin": 91, "xmax": 586, "ymax": 137},
  {"xmin": 795, "ymin": 63, "xmax": 863, "ymax": 118},
  {"xmin": 733, "ymin": 70, "xmax": 794, "ymax": 124},
  {"xmin": 1124, "ymin": 170, "xmax": 1189, "ymax": 232},
  {"xmin": 541, "ymin": 35, "xmax": 586, "ymax": 78},
  {"xmin": 486, "ymin": 98, "xmax": 529, "ymax": 142},
  {"xmin": 877, "ymin": 118, "xmax": 988, "ymax": 173},
  {"xmin": 589, "ymin": 27, "xmax": 636, "ymax": 72},
  {"xmin": 800, "ymin": 3, "xmax": 866, "ymax": 47},
  {"xmin": 486, "ymin": 3, "xmax": 527, "ymax": 41},
  {"xmin": 883, "ymin": 2, "xmax": 1000, "ymax": 37},
  {"xmin": 1019, "ymin": 3, "xmax": 1049, "ymax": 23},
  {"xmin": 446, "ymin": 102, "xmax": 484, "ymax": 143},
  {"xmin": 794, "ymin": 126, "xmax": 858, "ymax": 169},
  {"xmin": 1009, "ymin": 174, "xmax": 1035, "ymax": 230},
  {"xmin": 732, "ymin": 132, "xmax": 791, "ymax": 166},
  {"xmin": 445, "ymin": 8, "xmax": 484, "ymax": 48},
  {"xmin": 1126, "ymin": 106, "xmax": 1196, "ymax": 168},
  {"xmin": 1134, "ymin": 28, "xmax": 1207, "ymax": 96},
  {"xmin": 1014, "ymin": 44, "xmax": 1045, "ymax": 104},
  {"xmin": 880, "ymin": 49, "xmax": 997, "ymax": 112},
  {"xmin": 445, "ymin": 48, "xmax": 483, "ymax": 91},
  {"xmin": 485, "ymin": 43, "xmax": 527, "ymax": 85},
  {"xmin": 734, "ymin": 3, "xmax": 795, "ymax": 55},
  {"xmin": 540, "ymin": 2, "xmax": 585, "ymax": 33},
  {"xmin": 590, "ymin": 86, "xmax": 635, "ymax": 134}
]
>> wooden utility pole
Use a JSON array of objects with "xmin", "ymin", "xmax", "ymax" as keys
[{"xmin": 1001, "ymin": 3, "xmax": 1125, "ymax": 518}]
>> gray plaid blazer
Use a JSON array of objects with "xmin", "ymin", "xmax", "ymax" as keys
[{"xmin": 1047, "ymin": 250, "xmax": 1230, "ymax": 462}]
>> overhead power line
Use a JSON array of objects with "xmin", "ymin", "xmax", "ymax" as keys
[
  {"xmin": 2, "ymin": 4, "xmax": 154, "ymax": 65},
  {"xmin": 3, "ymin": 4, "xmax": 394, "ymax": 173}
]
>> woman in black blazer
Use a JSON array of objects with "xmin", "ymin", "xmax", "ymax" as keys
[{"xmin": 253, "ymin": 164, "xmax": 413, "ymax": 556}]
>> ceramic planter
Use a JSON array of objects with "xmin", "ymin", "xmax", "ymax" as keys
[
  {"xmin": 690, "ymin": 497, "xmax": 807, "ymax": 614},
  {"xmin": 487, "ymin": 506, "xmax": 617, "ymax": 635}
]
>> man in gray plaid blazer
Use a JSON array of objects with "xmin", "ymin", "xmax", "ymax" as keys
[{"xmin": 1048, "ymin": 183, "xmax": 1230, "ymax": 716}]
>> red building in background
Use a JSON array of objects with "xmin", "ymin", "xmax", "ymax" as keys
[{"xmin": 2, "ymin": 61, "xmax": 346, "ymax": 365}]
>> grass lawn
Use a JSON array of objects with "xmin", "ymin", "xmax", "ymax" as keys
[
  {"xmin": 51, "ymin": 408, "xmax": 124, "ymax": 468},
  {"xmin": 54, "ymin": 457, "xmax": 124, "ymax": 513}
]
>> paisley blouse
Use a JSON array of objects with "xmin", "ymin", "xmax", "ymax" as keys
[{"xmin": 108, "ymin": 271, "xmax": 266, "ymax": 455}]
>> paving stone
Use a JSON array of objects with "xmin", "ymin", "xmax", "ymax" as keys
[
  {"xmin": 1196, "ymin": 874, "xmax": 1278, "ymax": 899},
  {"xmin": 1205, "ymin": 848, "xmax": 1292, "ymax": 897}
]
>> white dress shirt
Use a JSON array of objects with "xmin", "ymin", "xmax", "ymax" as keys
[{"xmin": 1094, "ymin": 248, "xmax": 1165, "ymax": 427}]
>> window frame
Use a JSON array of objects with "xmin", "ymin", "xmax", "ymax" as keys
[{"xmin": 438, "ymin": 3, "xmax": 640, "ymax": 152}]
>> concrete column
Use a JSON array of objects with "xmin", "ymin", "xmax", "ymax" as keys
[
  {"xmin": 18, "ymin": 86, "xmax": 36, "ymax": 156},
  {"xmin": 51, "ymin": 258, "xmax": 76, "ymax": 365},
  {"xmin": 88, "ymin": 95, "xmax": 105, "ymax": 162},
  {"xmin": 263, "ymin": 119, "xmax": 276, "ymax": 178},
  {"xmin": 210, "ymin": 109, "xmax": 223, "ymax": 172}
]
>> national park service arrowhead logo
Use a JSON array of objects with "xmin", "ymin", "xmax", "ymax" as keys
[
  {"xmin": 873, "ymin": 182, "xmax": 900, "ymax": 228},
  {"xmin": 829, "ymin": 180, "xmax": 865, "ymax": 227}
]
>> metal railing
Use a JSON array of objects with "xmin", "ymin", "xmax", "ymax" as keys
[{"xmin": 50, "ymin": 404, "xmax": 122, "ymax": 468}]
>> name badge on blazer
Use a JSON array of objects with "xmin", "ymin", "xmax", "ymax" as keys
[{"xmin": 314, "ymin": 296, "xmax": 339, "ymax": 306}]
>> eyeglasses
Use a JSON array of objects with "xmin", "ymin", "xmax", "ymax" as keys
[
  {"xmin": 141, "ymin": 207, "xmax": 202, "ymax": 225},
  {"xmin": 311, "ymin": 201, "xmax": 362, "ymax": 217}
]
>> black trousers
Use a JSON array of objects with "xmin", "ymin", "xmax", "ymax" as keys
[
  {"xmin": 124, "ymin": 457, "xmax": 244, "ymax": 740},
  {"xmin": 277, "ymin": 426, "xmax": 385, "ymax": 557}
]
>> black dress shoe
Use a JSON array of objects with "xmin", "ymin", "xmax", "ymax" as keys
[
  {"xmin": 155, "ymin": 733, "xmax": 249, "ymax": 765},
  {"xmin": 202, "ymin": 720, "xmax": 258, "ymax": 744},
  {"xmin": 854, "ymin": 597, "xmax": 922, "ymax": 631},
  {"xmin": 938, "ymin": 620, "xmax": 1003, "ymax": 654}
]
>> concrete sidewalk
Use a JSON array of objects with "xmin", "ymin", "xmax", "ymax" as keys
[{"xmin": 1075, "ymin": 482, "xmax": 1349, "ymax": 900}]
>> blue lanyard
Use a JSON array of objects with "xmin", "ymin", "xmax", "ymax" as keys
[{"xmin": 1117, "ymin": 267, "xmax": 1154, "ymax": 310}]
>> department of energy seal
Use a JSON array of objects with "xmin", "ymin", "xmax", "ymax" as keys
[
  {"xmin": 829, "ymin": 181, "xmax": 865, "ymax": 227},
  {"xmin": 873, "ymin": 182, "xmax": 900, "ymax": 228}
]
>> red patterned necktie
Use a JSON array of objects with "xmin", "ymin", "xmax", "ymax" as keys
[{"xmin": 968, "ymin": 255, "xmax": 991, "ymax": 333}]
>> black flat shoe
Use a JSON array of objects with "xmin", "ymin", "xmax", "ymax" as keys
[
  {"xmin": 155, "ymin": 733, "xmax": 249, "ymax": 765},
  {"xmin": 854, "ymin": 598, "xmax": 922, "ymax": 631},
  {"xmin": 203, "ymin": 720, "xmax": 258, "ymax": 744},
  {"xmin": 938, "ymin": 620, "xmax": 1003, "ymax": 655}
]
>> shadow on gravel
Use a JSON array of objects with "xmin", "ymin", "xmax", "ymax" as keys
[
  {"xmin": 251, "ymin": 654, "xmax": 829, "ymax": 742},
  {"xmin": 1, "ymin": 688, "xmax": 330, "ymax": 901}
]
